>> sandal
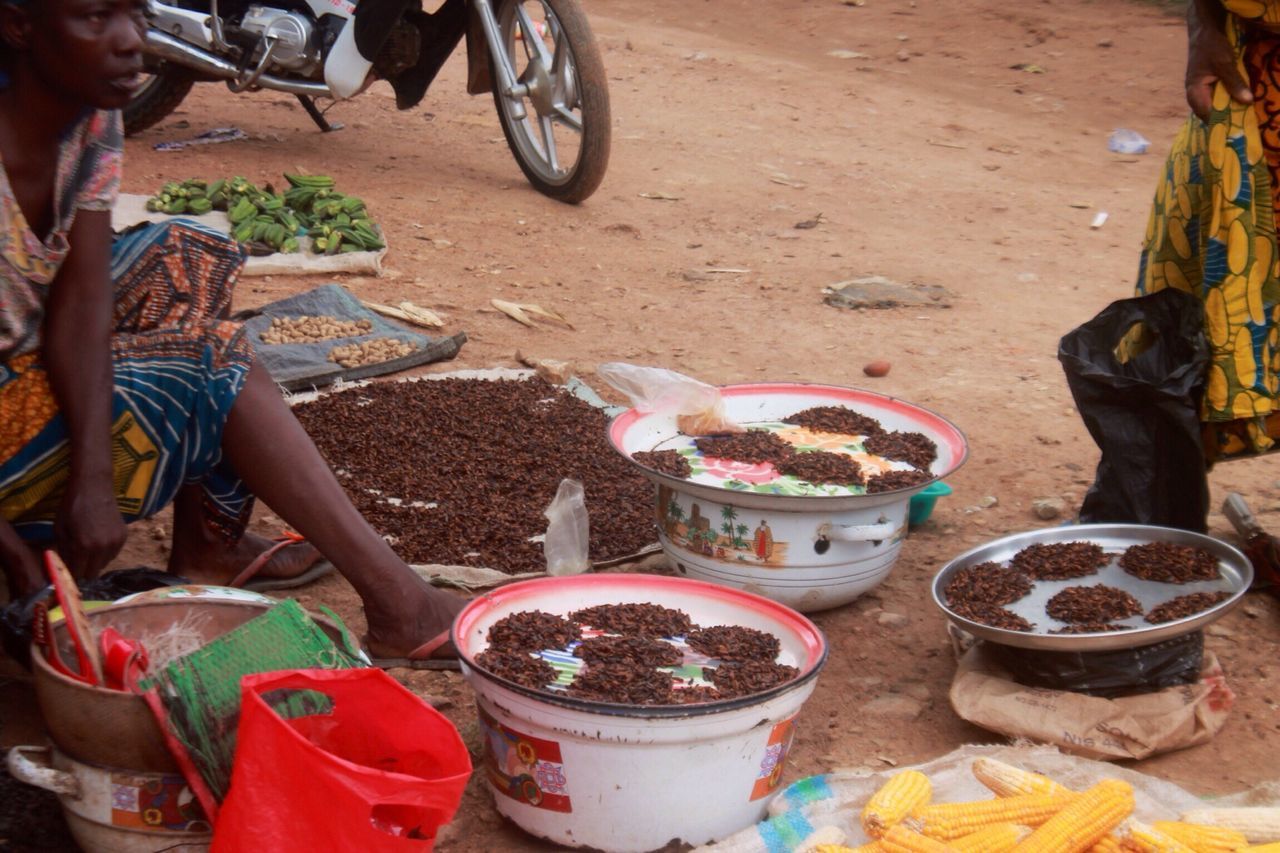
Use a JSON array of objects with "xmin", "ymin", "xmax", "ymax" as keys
[
  {"xmin": 227, "ymin": 531, "xmax": 335, "ymax": 592},
  {"xmin": 362, "ymin": 629, "xmax": 462, "ymax": 671}
]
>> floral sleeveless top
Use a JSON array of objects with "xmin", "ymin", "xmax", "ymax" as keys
[{"xmin": 0, "ymin": 109, "xmax": 122, "ymax": 360}]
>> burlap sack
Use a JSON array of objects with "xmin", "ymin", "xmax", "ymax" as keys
[{"xmin": 949, "ymin": 644, "xmax": 1234, "ymax": 761}]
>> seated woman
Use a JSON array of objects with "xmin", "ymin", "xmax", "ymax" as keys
[{"xmin": 0, "ymin": 0, "xmax": 459, "ymax": 666}]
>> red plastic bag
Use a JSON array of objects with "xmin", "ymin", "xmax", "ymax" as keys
[{"xmin": 212, "ymin": 668, "xmax": 471, "ymax": 852}]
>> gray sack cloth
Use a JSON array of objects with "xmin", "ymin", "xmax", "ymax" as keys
[{"xmin": 237, "ymin": 283, "xmax": 466, "ymax": 391}]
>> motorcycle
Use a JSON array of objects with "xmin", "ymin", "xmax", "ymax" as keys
[{"xmin": 132, "ymin": 0, "xmax": 610, "ymax": 203}]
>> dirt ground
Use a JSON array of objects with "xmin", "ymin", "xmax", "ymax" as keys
[{"xmin": 4, "ymin": 0, "xmax": 1280, "ymax": 848}]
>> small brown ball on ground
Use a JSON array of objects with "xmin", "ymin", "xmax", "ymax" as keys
[{"xmin": 862, "ymin": 360, "xmax": 891, "ymax": 377}]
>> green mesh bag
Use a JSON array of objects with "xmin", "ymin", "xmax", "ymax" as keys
[{"xmin": 140, "ymin": 599, "xmax": 365, "ymax": 804}]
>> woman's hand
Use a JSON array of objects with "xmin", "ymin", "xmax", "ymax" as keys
[
  {"xmin": 1187, "ymin": 0, "xmax": 1253, "ymax": 121},
  {"xmin": 0, "ymin": 517, "xmax": 44, "ymax": 597},
  {"xmin": 55, "ymin": 473, "xmax": 125, "ymax": 580}
]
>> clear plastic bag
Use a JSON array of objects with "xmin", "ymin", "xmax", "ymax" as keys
[
  {"xmin": 543, "ymin": 478, "xmax": 591, "ymax": 576},
  {"xmin": 596, "ymin": 362, "xmax": 742, "ymax": 434}
]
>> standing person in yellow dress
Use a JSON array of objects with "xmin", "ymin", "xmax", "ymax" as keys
[{"xmin": 1139, "ymin": 0, "xmax": 1280, "ymax": 460}]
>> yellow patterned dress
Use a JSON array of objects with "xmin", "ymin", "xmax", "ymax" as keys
[
  {"xmin": 1137, "ymin": 0, "xmax": 1280, "ymax": 458},
  {"xmin": 0, "ymin": 110, "xmax": 257, "ymax": 543}
]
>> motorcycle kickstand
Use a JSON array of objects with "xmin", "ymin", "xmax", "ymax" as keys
[{"xmin": 296, "ymin": 95, "xmax": 344, "ymax": 132}]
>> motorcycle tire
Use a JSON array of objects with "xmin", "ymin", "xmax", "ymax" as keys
[
  {"xmin": 123, "ymin": 68, "xmax": 195, "ymax": 136},
  {"xmin": 488, "ymin": 0, "xmax": 610, "ymax": 204}
]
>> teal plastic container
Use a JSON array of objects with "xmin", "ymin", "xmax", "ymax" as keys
[{"xmin": 908, "ymin": 481, "xmax": 952, "ymax": 527}]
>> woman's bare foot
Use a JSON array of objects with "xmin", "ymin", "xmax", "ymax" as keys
[
  {"xmin": 361, "ymin": 571, "xmax": 468, "ymax": 661},
  {"xmin": 168, "ymin": 529, "xmax": 325, "ymax": 588}
]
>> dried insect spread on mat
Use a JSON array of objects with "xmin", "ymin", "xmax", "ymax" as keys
[
  {"xmin": 292, "ymin": 378, "xmax": 657, "ymax": 573},
  {"xmin": 949, "ymin": 600, "xmax": 1035, "ymax": 632},
  {"xmin": 1046, "ymin": 585, "xmax": 1142, "ymax": 623},
  {"xmin": 568, "ymin": 663, "xmax": 676, "ymax": 704},
  {"xmin": 474, "ymin": 649, "xmax": 558, "ymax": 689},
  {"xmin": 476, "ymin": 602, "xmax": 797, "ymax": 705},
  {"xmin": 487, "ymin": 610, "xmax": 579, "ymax": 651},
  {"xmin": 693, "ymin": 431, "xmax": 795, "ymax": 465},
  {"xmin": 1145, "ymin": 591, "xmax": 1232, "ymax": 624},
  {"xmin": 944, "ymin": 562, "xmax": 1033, "ymax": 607},
  {"xmin": 710, "ymin": 661, "xmax": 800, "ymax": 698},
  {"xmin": 862, "ymin": 430, "xmax": 938, "ymax": 470},
  {"xmin": 570, "ymin": 603, "xmax": 693, "ymax": 638},
  {"xmin": 685, "ymin": 625, "xmax": 781, "ymax": 662},
  {"xmin": 782, "ymin": 406, "xmax": 885, "ymax": 437},
  {"xmin": 1010, "ymin": 541, "xmax": 1109, "ymax": 580},
  {"xmin": 632, "ymin": 449, "xmax": 693, "ymax": 479},
  {"xmin": 1048, "ymin": 622, "xmax": 1129, "ymax": 634},
  {"xmin": 574, "ymin": 635, "xmax": 683, "ymax": 667},
  {"xmin": 866, "ymin": 468, "xmax": 933, "ymax": 493},
  {"xmin": 776, "ymin": 451, "xmax": 865, "ymax": 485},
  {"xmin": 1120, "ymin": 542, "xmax": 1221, "ymax": 584}
]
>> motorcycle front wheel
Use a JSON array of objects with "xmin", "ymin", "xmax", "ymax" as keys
[
  {"xmin": 487, "ymin": 0, "xmax": 611, "ymax": 203},
  {"xmin": 123, "ymin": 67, "xmax": 195, "ymax": 136}
]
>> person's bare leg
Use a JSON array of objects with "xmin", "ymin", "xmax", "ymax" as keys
[
  {"xmin": 217, "ymin": 361, "xmax": 462, "ymax": 656},
  {"xmin": 167, "ymin": 484, "xmax": 325, "ymax": 584}
]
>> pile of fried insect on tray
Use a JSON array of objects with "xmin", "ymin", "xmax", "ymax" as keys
[
  {"xmin": 833, "ymin": 755, "xmax": 1275, "ymax": 852},
  {"xmin": 943, "ymin": 540, "xmax": 1231, "ymax": 635},
  {"xmin": 143, "ymin": 174, "xmax": 385, "ymax": 256},
  {"xmin": 292, "ymin": 377, "xmax": 657, "ymax": 573},
  {"xmin": 632, "ymin": 405, "xmax": 938, "ymax": 493},
  {"xmin": 475, "ymin": 602, "xmax": 798, "ymax": 705}
]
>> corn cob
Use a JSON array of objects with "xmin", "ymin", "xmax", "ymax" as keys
[
  {"xmin": 1118, "ymin": 819, "xmax": 1197, "ymax": 853},
  {"xmin": 972, "ymin": 758, "xmax": 1074, "ymax": 799},
  {"xmin": 1091, "ymin": 836, "xmax": 1126, "ymax": 853},
  {"xmin": 1152, "ymin": 821, "xmax": 1249, "ymax": 852},
  {"xmin": 1179, "ymin": 809, "xmax": 1280, "ymax": 844},
  {"xmin": 909, "ymin": 793, "xmax": 1076, "ymax": 841},
  {"xmin": 1239, "ymin": 844, "xmax": 1280, "ymax": 852},
  {"xmin": 879, "ymin": 824, "xmax": 958, "ymax": 853},
  {"xmin": 1011, "ymin": 779, "xmax": 1134, "ymax": 853},
  {"xmin": 951, "ymin": 823, "xmax": 1031, "ymax": 853},
  {"xmin": 862, "ymin": 771, "xmax": 933, "ymax": 839},
  {"xmin": 957, "ymin": 819, "xmax": 1034, "ymax": 845}
]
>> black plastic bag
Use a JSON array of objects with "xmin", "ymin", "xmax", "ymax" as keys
[
  {"xmin": 986, "ymin": 631, "xmax": 1204, "ymax": 699},
  {"xmin": 0, "ymin": 567, "xmax": 187, "ymax": 667},
  {"xmin": 1058, "ymin": 288, "xmax": 1210, "ymax": 532}
]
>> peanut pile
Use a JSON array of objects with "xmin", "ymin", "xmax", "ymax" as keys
[
  {"xmin": 327, "ymin": 337, "xmax": 416, "ymax": 368},
  {"xmin": 260, "ymin": 315, "xmax": 373, "ymax": 344}
]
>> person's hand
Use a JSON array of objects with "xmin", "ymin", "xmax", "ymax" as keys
[
  {"xmin": 0, "ymin": 524, "xmax": 44, "ymax": 598},
  {"xmin": 54, "ymin": 474, "xmax": 126, "ymax": 580},
  {"xmin": 1186, "ymin": 0, "xmax": 1252, "ymax": 122}
]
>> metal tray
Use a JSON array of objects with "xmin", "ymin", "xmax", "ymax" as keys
[{"xmin": 931, "ymin": 523, "xmax": 1252, "ymax": 652}]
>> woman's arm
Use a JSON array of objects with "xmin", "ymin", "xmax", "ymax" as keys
[
  {"xmin": 1187, "ymin": 0, "xmax": 1253, "ymax": 121},
  {"xmin": 43, "ymin": 208, "xmax": 126, "ymax": 579}
]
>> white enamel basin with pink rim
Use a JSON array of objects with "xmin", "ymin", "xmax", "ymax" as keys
[
  {"xmin": 608, "ymin": 382, "xmax": 968, "ymax": 612},
  {"xmin": 453, "ymin": 573, "xmax": 827, "ymax": 852}
]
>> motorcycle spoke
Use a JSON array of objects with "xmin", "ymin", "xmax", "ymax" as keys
[
  {"xmin": 538, "ymin": 115, "xmax": 562, "ymax": 173},
  {"xmin": 516, "ymin": 3, "xmax": 553, "ymax": 68},
  {"xmin": 552, "ymin": 104, "xmax": 582, "ymax": 132}
]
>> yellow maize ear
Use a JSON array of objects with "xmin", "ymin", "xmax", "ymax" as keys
[
  {"xmin": 1152, "ymin": 821, "xmax": 1249, "ymax": 853},
  {"xmin": 1118, "ymin": 819, "xmax": 1197, "ymax": 853},
  {"xmin": 951, "ymin": 823, "xmax": 1031, "ymax": 853},
  {"xmin": 971, "ymin": 758, "xmax": 1074, "ymax": 799},
  {"xmin": 1179, "ymin": 809, "xmax": 1280, "ymax": 844},
  {"xmin": 879, "ymin": 824, "xmax": 958, "ymax": 853},
  {"xmin": 909, "ymin": 793, "xmax": 1077, "ymax": 841},
  {"xmin": 1240, "ymin": 845, "xmax": 1280, "ymax": 852},
  {"xmin": 1012, "ymin": 779, "xmax": 1134, "ymax": 853},
  {"xmin": 1091, "ymin": 836, "xmax": 1126, "ymax": 853},
  {"xmin": 862, "ymin": 770, "xmax": 933, "ymax": 839}
]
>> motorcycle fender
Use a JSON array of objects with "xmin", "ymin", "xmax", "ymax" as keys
[{"xmin": 465, "ymin": 6, "xmax": 492, "ymax": 95}]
